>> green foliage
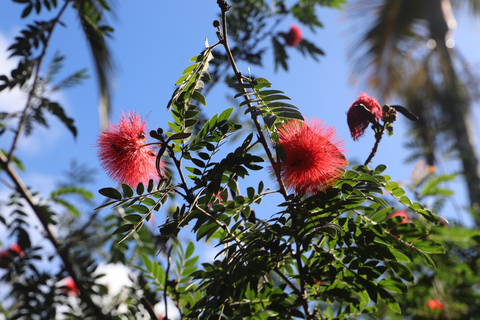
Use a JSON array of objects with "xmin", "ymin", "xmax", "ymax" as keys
[
  {"xmin": 232, "ymin": 78, "xmax": 303, "ymax": 129},
  {"xmin": 4, "ymin": 1, "xmax": 478, "ymax": 320}
]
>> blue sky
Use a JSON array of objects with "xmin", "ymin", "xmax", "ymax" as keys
[{"xmin": 1, "ymin": 0, "xmax": 480, "ymax": 245}]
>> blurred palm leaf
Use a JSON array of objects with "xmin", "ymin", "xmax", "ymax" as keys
[{"xmin": 73, "ymin": 0, "xmax": 115, "ymax": 129}]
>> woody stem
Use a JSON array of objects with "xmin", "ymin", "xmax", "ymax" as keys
[
  {"xmin": 216, "ymin": 0, "xmax": 288, "ymax": 198},
  {"xmin": 364, "ymin": 125, "xmax": 384, "ymax": 167}
]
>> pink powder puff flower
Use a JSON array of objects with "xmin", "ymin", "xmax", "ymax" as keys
[
  {"xmin": 347, "ymin": 92, "xmax": 383, "ymax": 140},
  {"xmin": 96, "ymin": 111, "xmax": 167, "ymax": 186},
  {"xmin": 274, "ymin": 118, "xmax": 347, "ymax": 196},
  {"xmin": 285, "ymin": 24, "xmax": 303, "ymax": 47}
]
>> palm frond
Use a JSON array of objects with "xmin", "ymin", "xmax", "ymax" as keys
[
  {"xmin": 74, "ymin": 0, "xmax": 115, "ymax": 130},
  {"xmin": 347, "ymin": 0, "xmax": 426, "ymax": 98}
]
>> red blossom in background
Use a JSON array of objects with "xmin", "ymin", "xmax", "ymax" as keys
[
  {"xmin": 285, "ymin": 24, "xmax": 302, "ymax": 47},
  {"xmin": 97, "ymin": 111, "xmax": 167, "ymax": 186},
  {"xmin": 347, "ymin": 92, "xmax": 383, "ymax": 140},
  {"xmin": 275, "ymin": 118, "xmax": 346, "ymax": 196},
  {"xmin": 426, "ymin": 299, "xmax": 444, "ymax": 312},
  {"xmin": 62, "ymin": 277, "xmax": 80, "ymax": 297}
]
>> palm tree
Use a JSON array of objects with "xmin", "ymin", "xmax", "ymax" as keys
[{"xmin": 348, "ymin": 0, "xmax": 480, "ymax": 224}]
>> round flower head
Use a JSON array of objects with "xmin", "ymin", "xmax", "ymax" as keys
[
  {"xmin": 275, "ymin": 118, "xmax": 346, "ymax": 196},
  {"xmin": 96, "ymin": 111, "xmax": 166, "ymax": 186},
  {"xmin": 285, "ymin": 24, "xmax": 303, "ymax": 47},
  {"xmin": 347, "ymin": 92, "xmax": 383, "ymax": 140}
]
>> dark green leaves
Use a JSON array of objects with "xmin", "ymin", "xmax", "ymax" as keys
[
  {"xmin": 99, "ymin": 187, "xmax": 122, "ymax": 200},
  {"xmin": 168, "ymin": 49, "xmax": 213, "ymax": 110},
  {"xmin": 232, "ymin": 78, "xmax": 303, "ymax": 130}
]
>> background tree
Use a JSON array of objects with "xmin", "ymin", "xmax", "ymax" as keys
[{"xmin": 347, "ymin": 0, "xmax": 480, "ymax": 223}]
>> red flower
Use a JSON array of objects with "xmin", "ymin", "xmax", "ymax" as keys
[
  {"xmin": 97, "ymin": 111, "xmax": 167, "ymax": 186},
  {"xmin": 347, "ymin": 92, "xmax": 383, "ymax": 140},
  {"xmin": 62, "ymin": 277, "xmax": 80, "ymax": 297},
  {"xmin": 275, "ymin": 118, "xmax": 346, "ymax": 196},
  {"xmin": 285, "ymin": 24, "xmax": 302, "ymax": 47},
  {"xmin": 426, "ymin": 299, "xmax": 444, "ymax": 312}
]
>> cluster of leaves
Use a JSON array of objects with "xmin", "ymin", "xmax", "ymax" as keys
[
  {"xmin": 95, "ymin": 41, "xmax": 446, "ymax": 318},
  {"xmin": 5, "ymin": 1, "xmax": 480, "ymax": 320},
  {"xmin": 0, "ymin": 0, "xmax": 113, "ymax": 140},
  {"xmin": 370, "ymin": 167, "xmax": 480, "ymax": 320}
]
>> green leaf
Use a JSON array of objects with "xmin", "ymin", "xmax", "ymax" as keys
[
  {"xmin": 412, "ymin": 240, "xmax": 445, "ymax": 254},
  {"xmin": 218, "ymin": 107, "xmax": 234, "ymax": 123},
  {"xmin": 141, "ymin": 197, "xmax": 156, "ymax": 206},
  {"xmin": 392, "ymin": 187, "xmax": 406, "ymax": 197},
  {"xmin": 21, "ymin": 3, "xmax": 33, "ymax": 18},
  {"xmin": 46, "ymin": 102, "xmax": 77, "ymax": 137},
  {"xmin": 122, "ymin": 184, "xmax": 134, "ymax": 197},
  {"xmin": 136, "ymin": 182, "xmax": 145, "ymax": 195},
  {"xmin": 391, "ymin": 250, "xmax": 411, "ymax": 263},
  {"xmin": 374, "ymin": 164, "xmax": 387, "ymax": 174},
  {"xmin": 378, "ymin": 278, "xmax": 407, "ymax": 293},
  {"xmin": 113, "ymin": 224, "xmax": 134, "ymax": 235},
  {"xmin": 399, "ymin": 195, "xmax": 412, "ymax": 205},
  {"xmin": 385, "ymin": 181, "xmax": 399, "ymax": 192},
  {"xmin": 124, "ymin": 214, "xmax": 142, "ymax": 222},
  {"xmin": 378, "ymin": 288, "xmax": 401, "ymax": 313},
  {"xmin": 185, "ymin": 241, "xmax": 195, "ymax": 259},
  {"xmin": 99, "ymin": 187, "xmax": 122, "ymax": 200},
  {"xmin": 191, "ymin": 158, "xmax": 205, "ymax": 168},
  {"xmin": 389, "ymin": 261, "xmax": 414, "ymax": 282},
  {"xmin": 141, "ymin": 253, "xmax": 152, "ymax": 271},
  {"xmin": 130, "ymin": 204, "xmax": 149, "ymax": 214},
  {"xmin": 192, "ymin": 91, "xmax": 206, "ymax": 106}
]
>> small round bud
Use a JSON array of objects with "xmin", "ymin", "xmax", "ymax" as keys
[{"xmin": 213, "ymin": 20, "xmax": 221, "ymax": 28}]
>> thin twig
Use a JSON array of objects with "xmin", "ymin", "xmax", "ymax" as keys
[{"xmin": 364, "ymin": 129, "xmax": 384, "ymax": 167}]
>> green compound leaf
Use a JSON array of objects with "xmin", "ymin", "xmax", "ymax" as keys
[
  {"xmin": 231, "ymin": 77, "xmax": 303, "ymax": 130},
  {"xmin": 113, "ymin": 224, "xmax": 134, "ymax": 235},
  {"xmin": 99, "ymin": 187, "xmax": 122, "ymax": 200},
  {"xmin": 121, "ymin": 184, "xmax": 134, "ymax": 198}
]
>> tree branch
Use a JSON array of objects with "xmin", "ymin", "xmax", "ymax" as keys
[
  {"xmin": 0, "ymin": 151, "xmax": 111, "ymax": 319},
  {"xmin": 216, "ymin": 0, "xmax": 288, "ymax": 198}
]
